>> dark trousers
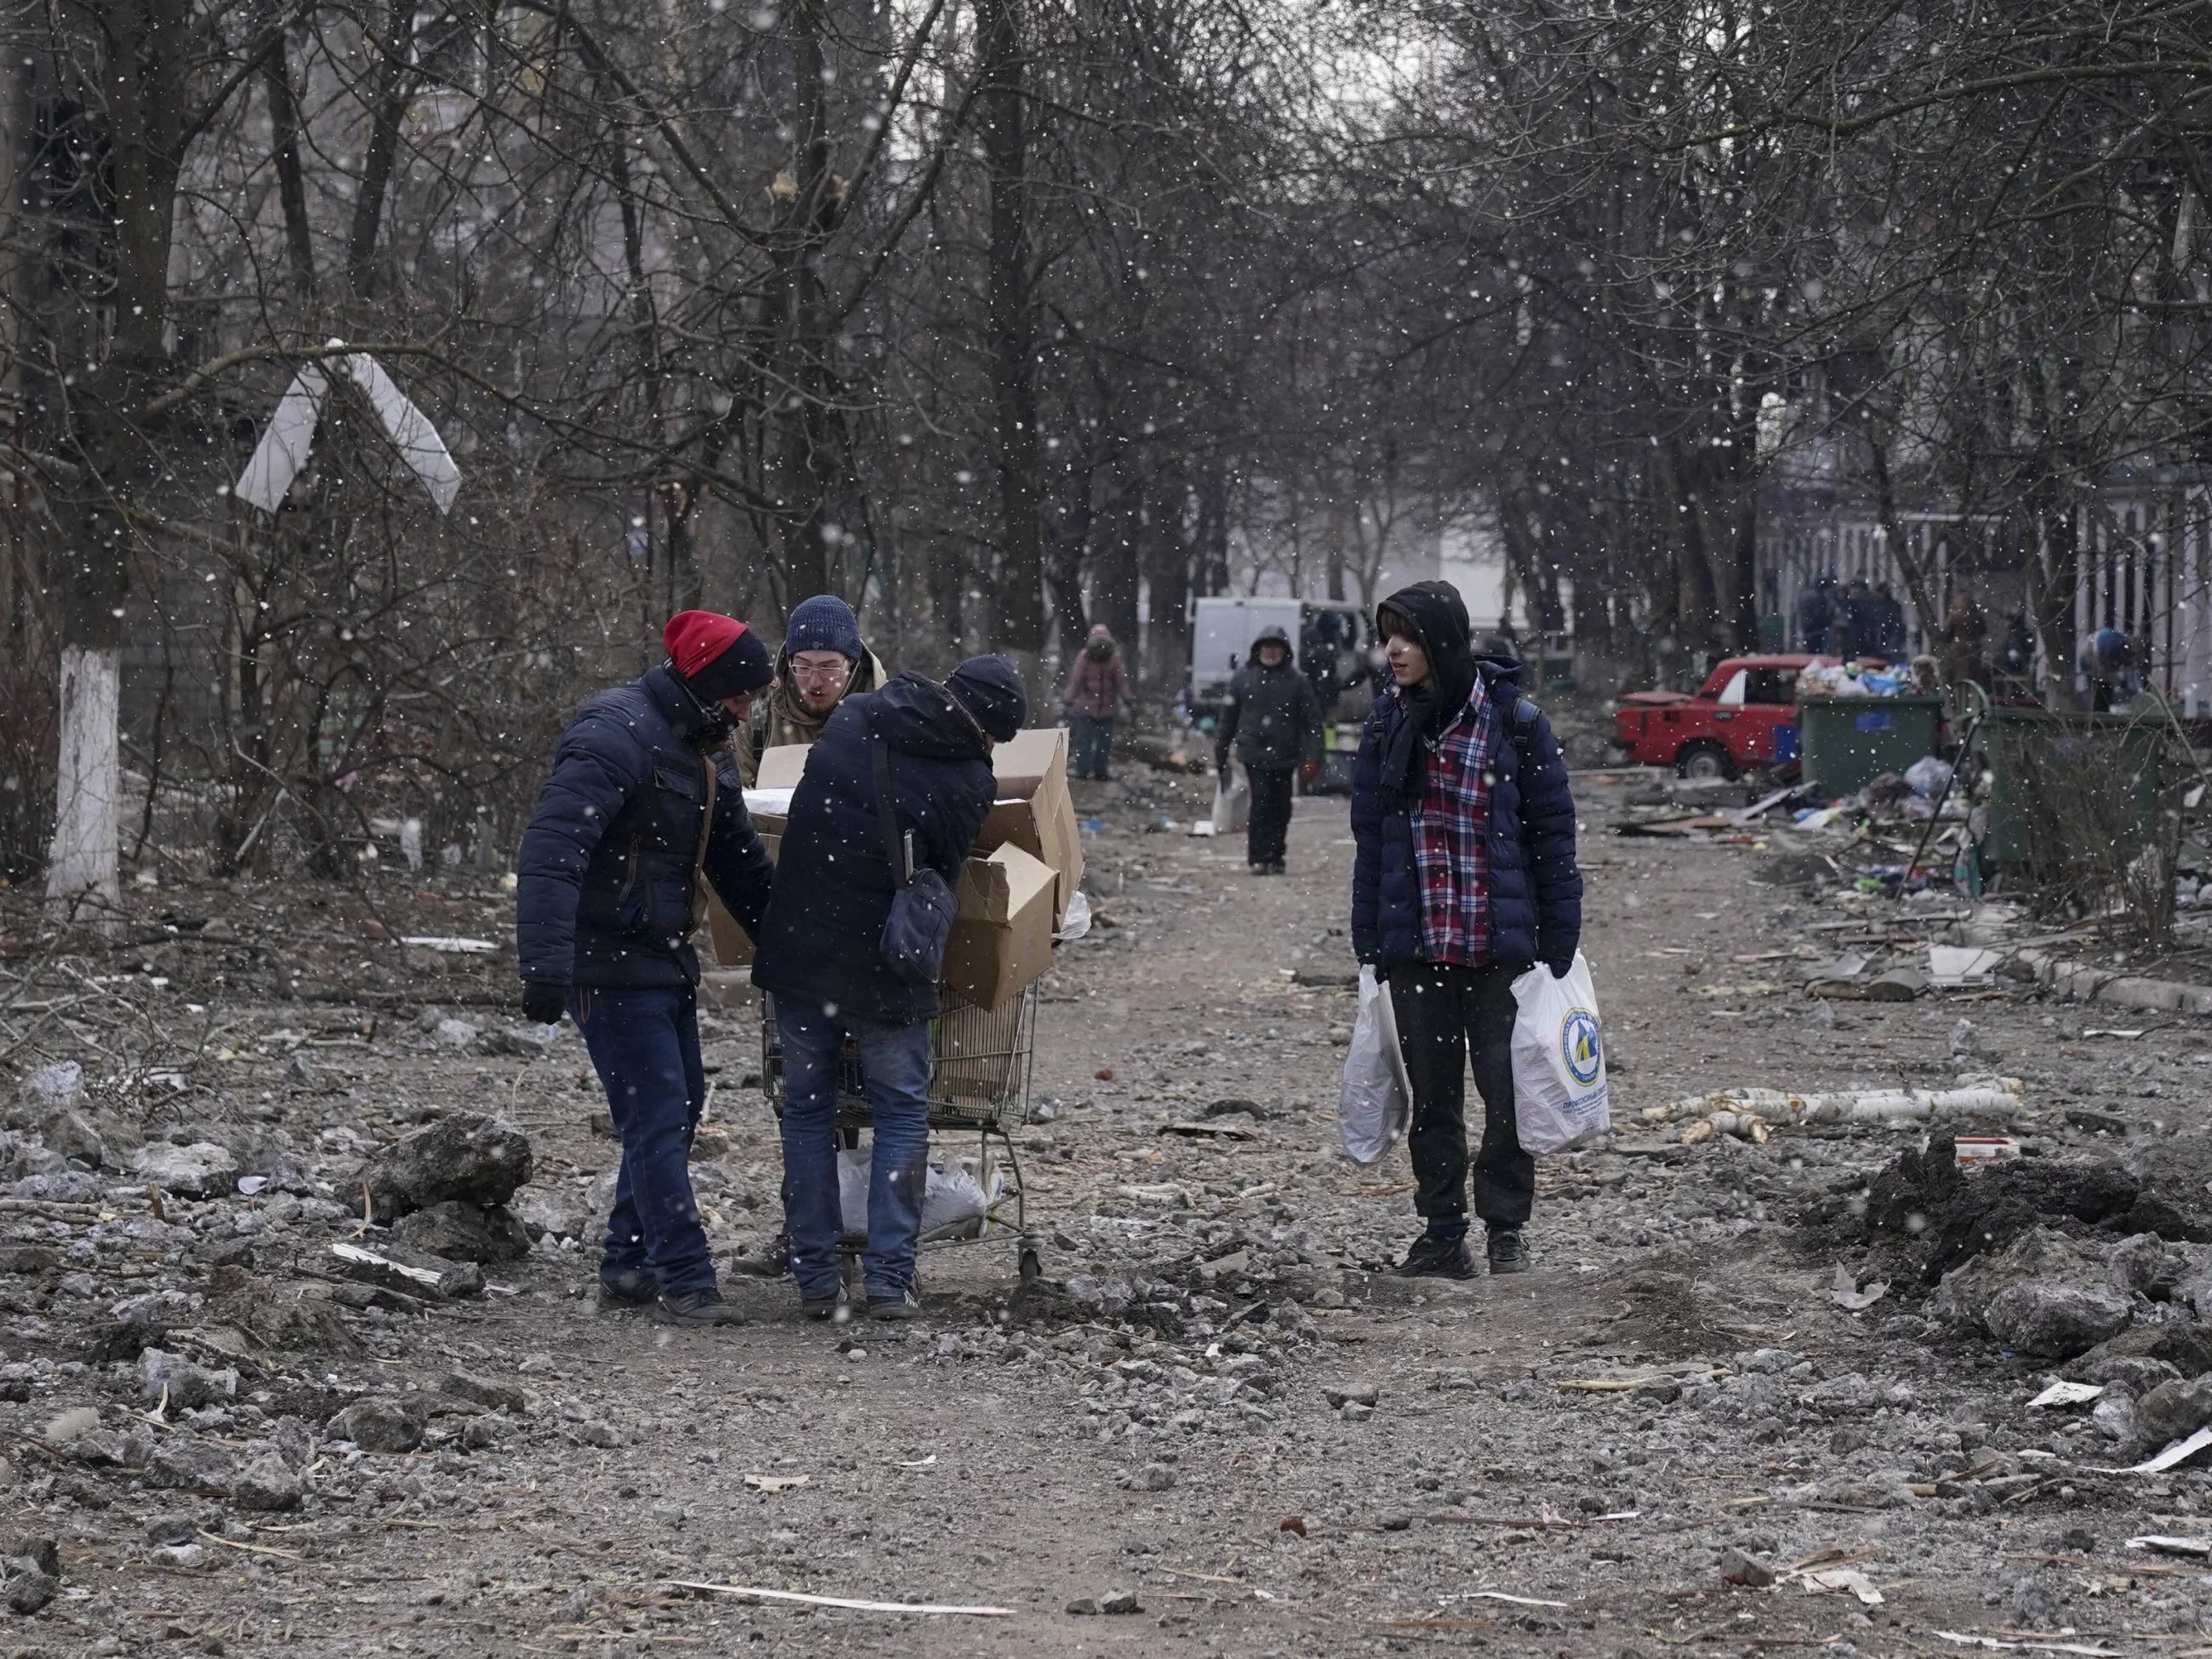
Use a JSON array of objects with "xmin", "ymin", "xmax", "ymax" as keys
[
  {"xmin": 1387, "ymin": 961, "xmax": 1532, "ymax": 1229},
  {"xmin": 1247, "ymin": 765, "xmax": 1295, "ymax": 866},
  {"xmin": 1070, "ymin": 716, "xmax": 1115, "ymax": 778},
  {"xmin": 569, "ymin": 984, "xmax": 716, "ymax": 1296}
]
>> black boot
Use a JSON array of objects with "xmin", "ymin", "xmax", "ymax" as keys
[
  {"xmin": 1395, "ymin": 1232, "xmax": 1475, "ymax": 1280},
  {"xmin": 1486, "ymin": 1228, "xmax": 1530, "ymax": 1275},
  {"xmin": 597, "ymin": 1268, "xmax": 657, "ymax": 1309},
  {"xmin": 657, "ymin": 1288, "xmax": 745, "ymax": 1326}
]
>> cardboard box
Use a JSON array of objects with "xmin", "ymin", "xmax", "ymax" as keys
[
  {"xmin": 754, "ymin": 745, "xmax": 811, "ymax": 790},
  {"xmin": 942, "ymin": 843, "xmax": 1057, "ymax": 1011},
  {"xmin": 975, "ymin": 727, "xmax": 1084, "ymax": 928},
  {"xmin": 704, "ymin": 834, "xmax": 777, "ymax": 968}
]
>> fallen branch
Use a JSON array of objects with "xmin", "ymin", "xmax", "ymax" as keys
[
  {"xmin": 664, "ymin": 1581, "xmax": 1012, "ymax": 1616},
  {"xmin": 197, "ymin": 1529, "xmax": 306, "ymax": 1561}
]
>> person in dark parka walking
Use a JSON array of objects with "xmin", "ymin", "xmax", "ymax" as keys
[
  {"xmin": 1217, "ymin": 624, "xmax": 1324, "ymax": 873},
  {"xmin": 1349, "ymin": 581, "xmax": 1583, "ymax": 1278},
  {"xmin": 751, "ymin": 657, "xmax": 1028, "ymax": 1321},
  {"xmin": 516, "ymin": 611, "xmax": 779, "ymax": 1325}
]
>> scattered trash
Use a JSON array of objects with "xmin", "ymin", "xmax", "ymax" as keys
[
  {"xmin": 2121, "ymin": 1426, "xmax": 2212, "ymax": 1474},
  {"xmin": 667, "ymin": 1582, "xmax": 1011, "ymax": 1616},
  {"xmin": 1953, "ymin": 1136, "xmax": 2021, "ymax": 1163},
  {"xmin": 399, "ymin": 936, "xmax": 497, "ymax": 954},
  {"xmin": 2127, "ymin": 1535, "xmax": 2212, "ymax": 1557},
  {"xmin": 1795, "ymin": 1566, "xmax": 1884, "ymax": 1605},
  {"xmin": 1828, "ymin": 1264, "xmax": 1889, "ymax": 1312},
  {"xmin": 2081, "ymin": 1029, "xmax": 2145, "ymax": 1040},
  {"xmin": 1904, "ymin": 755, "xmax": 1953, "ymax": 798},
  {"xmin": 2028, "ymin": 1380, "xmax": 2106, "ymax": 1409},
  {"xmin": 1929, "ymin": 945, "xmax": 2004, "ymax": 987},
  {"xmin": 742, "ymin": 1473, "xmax": 810, "ymax": 1493},
  {"xmin": 1719, "ymin": 1545, "xmax": 1777, "ymax": 1587},
  {"xmin": 1649, "ymin": 1078, "xmax": 2022, "ymax": 1143}
]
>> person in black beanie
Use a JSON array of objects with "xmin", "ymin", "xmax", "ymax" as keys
[
  {"xmin": 751, "ymin": 656, "xmax": 1025, "ymax": 1322},
  {"xmin": 515, "ymin": 611, "xmax": 778, "ymax": 1326}
]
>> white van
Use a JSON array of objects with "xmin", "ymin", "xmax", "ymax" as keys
[{"xmin": 1188, "ymin": 596, "xmax": 1377, "ymax": 726}]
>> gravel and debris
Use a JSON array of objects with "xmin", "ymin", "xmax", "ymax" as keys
[{"xmin": 2, "ymin": 764, "xmax": 2211, "ymax": 1654}]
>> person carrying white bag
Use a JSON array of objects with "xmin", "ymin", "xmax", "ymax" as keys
[{"xmin": 1346, "ymin": 583, "xmax": 1584, "ymax": 1279}]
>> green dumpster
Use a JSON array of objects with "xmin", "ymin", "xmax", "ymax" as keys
[
  {"xmin": 1799, "ymin": 695, "xmax": 1944, "ymax": 797},
  {"xmin": 1971, "ymin": 705, "xmax": 2162, "ymax": 871}
]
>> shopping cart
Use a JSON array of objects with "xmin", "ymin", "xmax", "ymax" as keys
[{"xmin": 758, "ymin": 984, "xmax": 1043, "ymax": 1287}]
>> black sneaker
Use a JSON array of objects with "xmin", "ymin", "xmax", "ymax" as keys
[
  {"xmin": 730, "ymin": 1234, "xmax": 792, "ymax": 1277},
  {"xmin": 866, "ymin": 1289, "xmax": 921, "ymax": 1321},
  {"xmin": 1395, "ymin": 1233, "xmax": 1475, "ymax": 1279},
  {"xmin": 1486, "ymin": 1229, "xmax": 1530, "ymax": 1275},
  {"xmin": 801, "ymin": 1285, "xmax": 851, "ymax": 1323},
  {"xmin": 656, "ymin": 1288, "xmax": 744, "ymax": 1326},
  {"xmin": 597, "ymin": 1268, "xmax": 657, "ymax": 1309},
  {"xmin": 1268, "ymin": 861, "xmax": 1287, "ymax": 875}
]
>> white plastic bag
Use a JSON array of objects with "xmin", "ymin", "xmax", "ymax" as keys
[
  {"xmin": 1508, "ymin": 951, "xmax": 1611, "ymax": 1153},
  {"xmin": 1338, "ymin": 966, "xmax": 1412, "ymax": 1164},
  {"xmin": 837, "ymin": 1148, "xmax": 996, "ymax": 1240},
  {"xmin": 1211, "ymin": 761, "xmax": 1251, "ymax": 835}
]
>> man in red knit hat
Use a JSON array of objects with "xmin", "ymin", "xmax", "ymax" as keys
[{"xmin": 516, "ymin": 612, "xmax": 778, "ymax": 1325}]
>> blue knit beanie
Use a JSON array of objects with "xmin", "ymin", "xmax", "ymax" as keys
[{"xmin": 784, "ymin": 595, "xmax": 864, "ymax": 661}]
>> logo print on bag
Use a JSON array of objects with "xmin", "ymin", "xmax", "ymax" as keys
[{"xmin": 1561, "ymin": 1008, "xmax": 1602, "ymax": 1086}]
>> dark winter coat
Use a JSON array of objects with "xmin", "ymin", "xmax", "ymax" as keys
[
  {"xmin": 1350, "ymin": 661, "xmax": 1583, "ymax": 975},
  {"xmin": 516, "ymin": 666, "xmax": 777, "ymax": 990},
  {"xmin": 1218, "ymin": 640, "xmax": 1325, "ymax": 773},
  {"xmin": 750, "ymin": 672, "xmax": 998, "ymax": 1026}
]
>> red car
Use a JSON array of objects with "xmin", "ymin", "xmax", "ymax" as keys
[{"xmin": 1613, "ymin": 655, "xmax": 1833, "ymax": 780}]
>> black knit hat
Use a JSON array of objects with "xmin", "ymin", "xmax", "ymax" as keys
[{"xmin": 946, "ymin": 654, "xmax": 1029, "ymax": 742}]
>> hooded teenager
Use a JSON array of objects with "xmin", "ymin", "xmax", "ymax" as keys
[
  {"xmin": 1061, "ymin": 624, "xmax": 1132, "ymax": 780},
  {"xmin": 516, "ymin": 611, "xmax": 780, "ymax": 1325},
  {"xmin": 1217, "ymin": 624, "xmax": 1324, "ymax": 872},
  {"xmin": 734, "ymin": 594, "xmax": 888, "ymax": 786},
  {"xmin": 750, "ymin": 657, "xmax": 1028, "ymax": 1320},
  {"xmin": 1348, "ymin": 582, "xmax": 1583, "ymax": 1277}
]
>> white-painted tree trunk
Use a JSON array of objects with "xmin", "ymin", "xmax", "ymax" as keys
[{"xmin": 45, "ymin": 645, "xmax": 121, "ymax": 909}]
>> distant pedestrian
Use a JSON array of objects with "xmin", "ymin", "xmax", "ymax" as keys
[
  {"xmin": 1350, "ymin": 583, "xmax": 1583, "ymax": 1279},
  {"xmin": 516, "ymin": 612, "xmax": 779, "ymax": 1325},
  {"xmin": 1217, "ymin": 625, "xmax": 1323, "ymax": 874},
  {"xmin": 1797, "ymin": 576, "xmax": 1834, "ymax": 654},
  {"xmin": 2078, "ymin": 626, "xmax": 2140, "ymax": 712},
  {"xmin": 735, "ymin": 593, "xmax": 887, "ymax": 787},
  {"xmin": 1836, "ymin": 578, "xmax": 1873, "ymax": 659},
  {"xmin": 1939, "ymin": 594, "xmax": 1989, "ymax": 691},
  {"xmin": 750, "ymin": 658, "xmax": 1027, "ymax": 1322},
  {"xmin": 1872, "ymin": 583, "xmax": 1907, "ymax": 657},
  {"xmin": 1062, "ymin": 624, "xmax": 1132, "ymax": 780}
]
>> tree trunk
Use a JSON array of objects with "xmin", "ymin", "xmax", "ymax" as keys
[
  {"xmin": 345, "ymin": 0, "xmax": 416, "ymax": 300},
  {"xmin": 264, "ymin": 40, "xmax": 315, "ymax": 297},
  {"xmin": 47, "ymin": 0, "xmax": 191, "ymax": 910},
  {"xmin": 978, "ymin": 0, "xmax": 1045, "ymax": 681}
]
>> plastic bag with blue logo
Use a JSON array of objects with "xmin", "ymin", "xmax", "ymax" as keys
[
  {"xmin": 1338, "ymin": 966, "xmax": 1411, "ymax": 1164},
  {"xmin": 1508, "ymin": 951, "xmax": 1611, "ymax": 1154}
]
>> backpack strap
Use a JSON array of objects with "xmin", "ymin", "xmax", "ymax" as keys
[
  {"xmin": 868, "ymin": 721, "xmax": 913, "ymax": 888},
  {"xmin": 1506, "ymin": 692, "xmax": 1542, "ymax": 778}
]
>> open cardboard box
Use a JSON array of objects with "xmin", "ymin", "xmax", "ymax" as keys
[{"xmin": 707, "ymin": 726, "xmax": 1083, "ymax": 998}]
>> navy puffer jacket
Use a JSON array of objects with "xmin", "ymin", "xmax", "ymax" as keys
[
  {"xmin": 516, "ymin": 666, "xmax": 777, "ymax": 989},
  {"xmin": 1350, "ymin": 662, "xmax": 1582, "ymax": 974},
  {"xmin": 750, "ymin": 672, "xmax": 998, "ymax": 1026}
]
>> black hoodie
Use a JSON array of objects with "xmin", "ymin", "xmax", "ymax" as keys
[
  {"xmin": 750, "ymin": 672, "xmax": 997, "ymax": 1024},
  {"xmin": 1374, "ymin": 581, "xmax": 1480, "ymax": 809}
]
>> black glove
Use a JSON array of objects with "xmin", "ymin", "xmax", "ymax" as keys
[
  {"xmin": 522, "ymin": 983, "xmax": 567, "ymax": 1025},
  {"xmin": 1542, "ymin": 958, "xmax": 1573, "ymax": 981}
]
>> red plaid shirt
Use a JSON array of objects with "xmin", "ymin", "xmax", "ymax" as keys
[{"xmin": 1410, "ymin": 678, "xmax": 1497, "ymax": 966}]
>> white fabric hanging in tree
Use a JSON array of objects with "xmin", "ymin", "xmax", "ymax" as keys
[{"xmin": 235, "ymin": 341, "xmax": 460, "ymax": 515}]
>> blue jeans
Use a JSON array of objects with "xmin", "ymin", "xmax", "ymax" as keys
[
  {"xmin": 1069, "ymin": 716, "xmax": 1114, "ymax": 778},
  {"xmin": 776, "ymin": 998, "xmax": 932, "ymax": 1301},
  {"xmin": 569, "ymin": 985, "xmax": 716, "ymax": 1297}
]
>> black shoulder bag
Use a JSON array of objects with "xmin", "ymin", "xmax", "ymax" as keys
[{"xmin": 870, "ymin": 727, "xmax": 958, "ymax": 988}]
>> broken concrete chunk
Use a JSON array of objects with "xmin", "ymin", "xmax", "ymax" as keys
[
  {"xmin": 439, "ymin": 1371, "xmax": 528, "ymax": 1415},
  {"xmin": 4, "ymin": 1570, "xmax": 58, "ymax": 1615},
  {"xmin": 330, "ymin": 1240, "xmax": 485, "ymax": 1300},
  {"xmin": 356, "ymin": 1110, "xmax": 533, "ymax": 1223},
  {"xmin": 391, "ymin": 1200, "xmax": 533, "ymax": 1264},
  {"xmin": 2107, "ymin": 1232, "xmax": 2202, "ymax": 1303},
  {"xmin": 40, "ymin": 1109, "xmax": 109, "ymax": 1168},
  {"xmin": 130, "ymin": 1141, "xmax": 242, "ymax": 1200},
  {"xmin": 510, "ymin": 1184, "xmax": 591, "ymax": 1243},
  {"xmin": 327, "ymin": 1397, "xmax": 425, "ymax": 1455},
  {"xmin": 1930, "ymin": 1227, "xmax": 2133, "ymax": 1358},
  {"xmin": 1719, "ymin": 1545, "xmax": 1776, "ymax": 1587},
  {"xmin": 230, "ymin": 1452, "xmax": 302, "ymax": 1513},
  {"xmin": 145, "ymin": 1438, "xmax": 234, "ymax": 1495},
  {"xmin": 13, "ymin": 1061, "xmax": 83, "ymax": 1126},
  {"xmin": 136, "ymin": 1348, "xmax": 237, "ymax": 1411},
  {"xmin": 2135, "ymin": 1378, "xmax": 2212, "ymax": 1450}
]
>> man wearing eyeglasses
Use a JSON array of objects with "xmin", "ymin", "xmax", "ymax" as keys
[{"xmin": 733, "ymin": 595, "xmax": 887, "ymax": 787}]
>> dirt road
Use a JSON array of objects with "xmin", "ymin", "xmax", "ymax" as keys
[{"xmin": 3, "ymin": 770, "xmax": 2204, "ymax": 1655}]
